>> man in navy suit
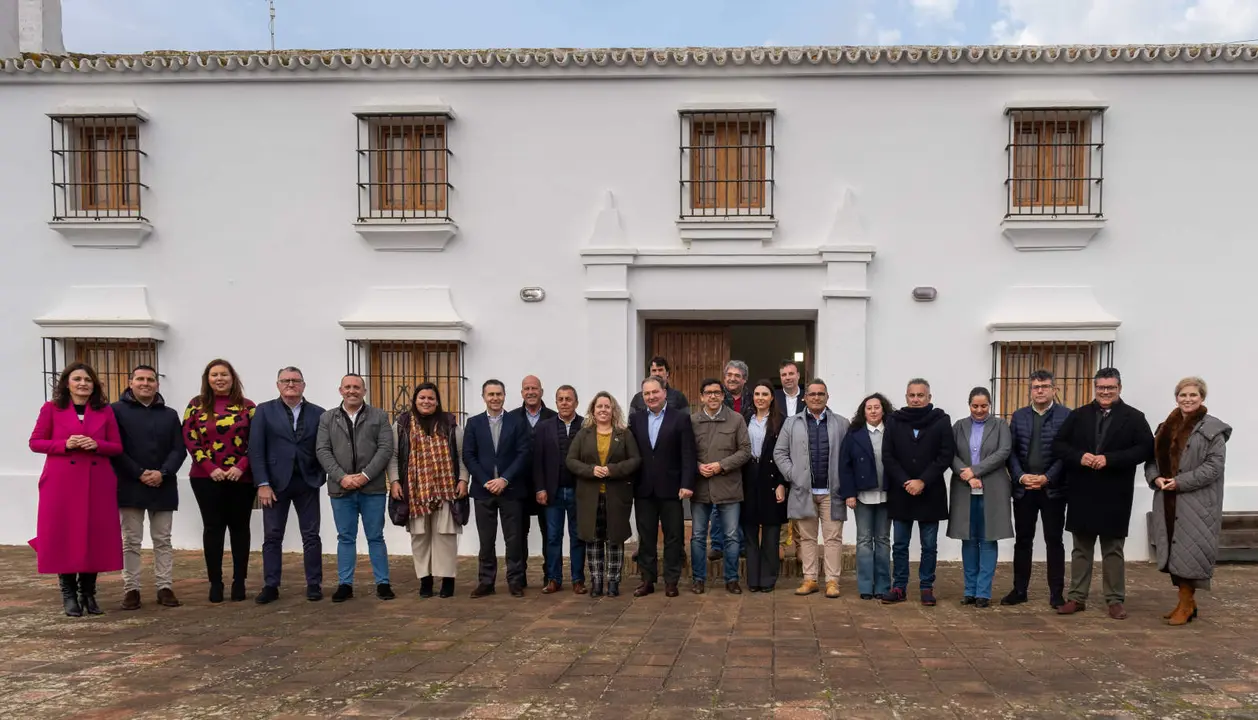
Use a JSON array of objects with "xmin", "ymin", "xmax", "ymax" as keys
[
  {"xmin": 508, "ymin": 375, "xmax": 557, "ymax": 588},
  {"xmin": 629, "ymin": 375, "xmax": 697, "ymax": 598},
  {"xmin": 249, "ymin": 366, "xmax": 327, "ymax": 604},
  {"xmin": 774, "ymin": 360, "xmax": 806, "ymax": 420},
  {"xmin": 463, "ymin": 379, "xmax": 532, "ymax": 598}
]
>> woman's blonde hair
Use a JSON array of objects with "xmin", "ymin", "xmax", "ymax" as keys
[
  {"xmin": 583, "ymin": 391, "xmax": 627, "ymax": 431},
  {"xmin": 1175, "ymin": 376, "xmax": 1208, "ymax": 400}
]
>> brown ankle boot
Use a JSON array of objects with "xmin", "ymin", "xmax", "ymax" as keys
[{"xmin": 1168, "ymin": 584, "xmax": 1196, "ymax": 626}]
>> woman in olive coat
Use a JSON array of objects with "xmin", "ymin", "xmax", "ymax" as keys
[{"xmin": 566, "ymin": 392, "xmax": 641, "ymax": 597}]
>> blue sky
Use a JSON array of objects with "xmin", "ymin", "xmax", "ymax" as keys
[{"xmin": 61, "ymin": 0, "xmax": 1258, "ymax": 54}]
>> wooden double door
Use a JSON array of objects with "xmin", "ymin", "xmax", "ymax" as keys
[{"xmin": 648, "ymin": 325, "xmax": 731, "ymax": 407}]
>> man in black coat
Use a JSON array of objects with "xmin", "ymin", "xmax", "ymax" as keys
[
  {"xmin": 628, "ymin": 356, "xmax": 690, "ymax": 417},
  {"xmin": 1052, "ymin": 367, "xmax": 1154, "ymax": 620},
  {"xmin": 882, "ymin": 378, "xmax": 954, "ymax": 606},
  {"xmin": 531, "ymin": 385, "xmax": 584, "ymax": 594},
  {"xmin": 509, "ymin": 375, "xmax": 557, "ymax": 588},
  {"xmin": 110, "ymin": 365, "xmax": 187, "ymax": 610},
  {"xmin": 629, "ymin": 375, "xmax": 697, "ymax": 598}
]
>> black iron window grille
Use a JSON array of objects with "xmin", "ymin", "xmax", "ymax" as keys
[
  {"xmin": 42, "ymin": 337, "xmax": 160, "ymax": 403},
  {"xmin": 679, "ymin": 110, "xmax": 774, "ymax": 219},
  {"xmin": 355, "ymin": 113, "xmax": 453, "ymax": 222},
  {"xmin": 49, "ymin": 114, "xmax": 148, "ymax": 221},
  {"xmin": 990, "ymin": 340, "xmax": 1114, "ymax": 418},
  {"xmin": 345, "ymin": 340, "xmax": 467, "ymax": 424},
  {"xmin": 1005, "ymin": 107, "xmax": 1104, "ymax": 218}
]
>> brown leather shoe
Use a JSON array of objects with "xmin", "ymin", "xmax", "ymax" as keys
[
  {"xmin": 1056, "ymin": 600, "xmax": 1086, "ymax": 615},
  {"xmin": 156, "ymin": 588, "xmax": 181, "ymax": 607},
  {"xmin": 691, "ymin": 581, "xmax": 705, "ymax": 595},
  {"xmin": 633, "ymin": 582, "xmax": 655, "ymax": 597},
  {"xmin": 572, "ymin": 581, "xmax": 588, "ymax": 595},
  {"xmin": 726, "ymin": 581, "xmax": 742, "ymax": 595},
  {"xmin": 1107, "ymin": 602, "xmax": 1128, "ymax": 620},
  {"xmin": 542, "ymin": 580, "xmax": 561, "ymax": 594},
  {"xmin": 121, "ymin": 590, "xmax": 141, "ymax": 611},
  {"xmin": 664, "ymin": 583, "xmax": 679, "ymax": 597},
  {"xmin": 470, "ymin": 584, "xmax": 495, "ymax": 598}
]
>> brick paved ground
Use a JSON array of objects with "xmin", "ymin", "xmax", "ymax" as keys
[{"xmin": 1, "ymin": 546, "xmax": 1257, "ymax": 719}]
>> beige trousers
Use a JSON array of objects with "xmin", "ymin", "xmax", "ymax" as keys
[
  {"xmin": 409, "ymin": 507, "xmax": 460, "ymax": 579},
  {"xmin": 120, "ymin": 508, "xmax": 175, "ymax": 592},
  {"xmin": 796, "ymin": 494, "xmax": 844, "ymax": 582}
]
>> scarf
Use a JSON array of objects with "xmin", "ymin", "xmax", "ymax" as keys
[
  {"xmin": 893, "ymin": 404, "xmax": 942, "ymax": 430},
  {"xmin": 406, "ymin": 419, "xmax": 458, "ymax": 516},
  {"xmin": 1155, "ymin": 406, "xmax": 1207, "ymax": 480}
]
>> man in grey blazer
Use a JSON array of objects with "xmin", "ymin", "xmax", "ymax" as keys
[
  {"xmin": 773, "ymin": 378, "xmax": 850, "ymax": 599},
  {"xmin": 316, "ymin": 373, "xmax": 396, "ymax": 603}
]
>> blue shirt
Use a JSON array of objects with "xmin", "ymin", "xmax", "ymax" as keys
[
  {"xmin": 647, "ymin": 406, "xmax": 666, "ymax": 449},
  {"xmin": 969, "ymin": 418, "xmax": 986, "ymax": 495},
  {"xmin": 747, "ymin": 414, "xmax": 768, "ymax": 458}
]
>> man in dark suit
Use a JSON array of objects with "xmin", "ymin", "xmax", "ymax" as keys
[
  {"xmin": 463, "ymin": 379, "xmax": 533, "ymax": 598},
  {"xmin": 773, "ymin": 360, "xmax": 806, "ymax": 420},
  {"xmin": 629, "ymin": 356, "xmax": 690, "ymax": 417},
  {"xmin": 1001, "ymin": 369, "xmax": 1073, "ymax": 608},
  {"xmin": 249, "ymin": 366, "xmax": 327, "ymax": 604},
  {"xmin": 629, "ymin": 375, "xmax": 697, "ymax": 598},
  {"xmin": 1053, "ymin": 367, "xmax": 1154, "ymax": 620},
  {"xmin": 508, "ymin": 375, "xmax": 557, "ymax": 589},
  {"xmin": 532, "ymin": 385, "xmax": 584, "ymax": 594}
]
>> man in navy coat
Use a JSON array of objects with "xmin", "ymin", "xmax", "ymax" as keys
[
  {"xmin": 249, "ymin": 366, "xmax": 327, "ymax": 604},
  {"xmin": 463, "ymin": 379, "xmax": 533, "ymax": 597}
]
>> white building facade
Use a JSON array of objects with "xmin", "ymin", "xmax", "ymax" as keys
[{"xmin": 1, "ymin": 8, "xmax": 1254, "ymax": 563}]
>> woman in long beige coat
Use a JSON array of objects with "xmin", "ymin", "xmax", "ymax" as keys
[{"xmin": 1146, "ymin": 377, "xmax": 1232, "ymax": 626}]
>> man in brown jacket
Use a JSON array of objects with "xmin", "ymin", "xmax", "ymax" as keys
[{"xmin": 689, "ymin": 378, "xmax": 752, "ymax": 594}]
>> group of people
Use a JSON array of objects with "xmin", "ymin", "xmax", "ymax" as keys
[{"xmin": 28, "ymin": 355, "xmax": 1230, "ymax": 627}]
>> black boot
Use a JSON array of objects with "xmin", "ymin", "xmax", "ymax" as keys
[
  {"xmin": 78, "ymin": 573, "xmax": 103, "ymax": 615},
  {"xmin": 590, "ymin": 581, "xmax": 604, "ymax": 598},
  {"xmin": 608, "ymin": 580, "xmax": 620, "ymax": 597},
  {"xmin": 439, "ymin": 578, "xmax": 455, "ymax": 598},
  {"xmin": 231, "ymin": 578, "xmax": 246, "ymax": 602},
  {"xmin": 420, "ymin": 576, "xmax": 434, "ymax": 599},
  {"xmin": 208, "ymin": 581, "xmax": 225, "ymax": 604},
  {"xmin": 59, "ymin": 574, "xmax": 82, "ymax": 617}
]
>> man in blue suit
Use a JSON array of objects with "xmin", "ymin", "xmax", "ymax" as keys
[
  {"xmin": 463, "ymin": 379, "xmax": 532, "ymax": 598},
  {"xmin": 249, "ymin": 366, "xmax": 327, "ymax": 604}
]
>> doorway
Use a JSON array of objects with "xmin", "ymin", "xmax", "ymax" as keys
[{"xmin": 645, "ymin": 320, "xmax": 815, "ymax": 405}]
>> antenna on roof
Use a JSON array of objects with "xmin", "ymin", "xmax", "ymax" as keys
[{"xmin": 267, "ymin": 0, "xmax": 277, "ymax": 52}]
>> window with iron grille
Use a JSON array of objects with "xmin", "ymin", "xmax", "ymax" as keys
[
  {"xmin": 50, "ymin": 114, "xmax": 147, "ymax": 221},
  {"xmin": 346, "ymin": 340, "xmax": 466, "ymax": 423},
  {"xmin": 679, "ymin": 111, "xmax": 774, "ymax": 218},
  {"xmin": 355, "ymin": 114, "xmax": 452, "ymax": 221},
  {"xmin": 42, "ymin": 337, "xmax": 160, "ymax": 403},
  {"xmin": 990, "ymin": 340, "xmax": 1114, "ymax": 418},
  {"xmin": 1005, "ymin": 108, "xmax": 1104, "ymax": 218}
]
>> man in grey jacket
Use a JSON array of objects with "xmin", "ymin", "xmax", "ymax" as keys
[
  {"xmin": 316, "ymin": 374, "xmax": 396, "ymax": 602},
  {"xmin": 690, "ymin": 378, "xmax": 752, "ymax": 594},
  {"xmin": 773, "ymin": 378, "xmax": 850, "ymax": 599}
]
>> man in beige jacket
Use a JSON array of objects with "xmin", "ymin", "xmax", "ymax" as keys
[{"xmin": 689, "ymin": 378, "xmax": 752, "ymax": 594}]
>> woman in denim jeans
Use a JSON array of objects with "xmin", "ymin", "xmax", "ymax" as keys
[{"xmin": 838, "ymin": 393, "xmax": 895, "ymax": 600}]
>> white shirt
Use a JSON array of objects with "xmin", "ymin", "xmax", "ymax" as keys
[
  {"xmin": 782, "ymin": 388, "xmax": 801, "ymax": 417},
  {"xmin": 857, "ymin": 423, "xmax": 888, "ymax": 505}
]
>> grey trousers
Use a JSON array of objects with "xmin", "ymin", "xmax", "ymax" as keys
[
  {"xmin": 1068, "ymin": 532, "xmax": 1126, "ymax": 605},
  {"xmin": 121, "ymin": 508, "xmax": 175, "ymax": 592}
]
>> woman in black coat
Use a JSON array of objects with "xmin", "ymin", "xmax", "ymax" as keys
[{"xmin": 741, "ymin": 379, "xmax": 788, "ymax": 592}]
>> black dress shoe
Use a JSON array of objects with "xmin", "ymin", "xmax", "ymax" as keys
[
  {"xmin": 331, "ymin": 584, "xmax": 353, "ymax": 603},
  {"xmin": 761, "ymin": 585, "xmax": 775, "ymax": 594},
  {"xmin": 749, "ymin": 586, "xmax": 762, "ymax": 593},
  {"xmin": 470, "ymin": 584, "xmax": 495, "ymax": 598},
  {"xmin": 208, "ymin": 582, "xmax": 225, "ymax": 604},
  {"xmin": 231, "ymin": 579, "xmax": 247, "ymax": 602},
  {"xmin": 1000, "ymin": 590, "xmax": 1028, "ymax": 606},
  {"xmin": 376, "ymin": 583, "xmax": 395, "ymax": 600},
  {"xmin": 419, "ymin": 576, "xmax": 434, "ymax": 598},
  {"xmin": 1050, "ymin": 595, "xmax": 1065, "ymax": 609},
  {"xmin": 860, "ymin": 593, "xmax": 873, "ymax": 600},
  {"xmin": 509, "ymin": 584, "xmax": 524, "ymax": 598},
  {"xmin": 439, "ymin": 578, "xmax": 455, "ymax": 598},
  {"xmin": 975, "ymin": 598, "xmax": 991, "ymax": 608},
  {"xmin": 961, "ymin": 596, "xmax": 976, "ymax": 605},
  {"xmin": 634, "ymin": 582, "xmax": 655, "ymax": 597},
  {"xmin": 664, "ymin": 583, "xmax": 679, "ymax": 597},
  {"xmin": 255, "ymin": 586, "xmax": 279, "ymax": 604},
  {"xmin": 306, "ymin": 585, "xmax": 323, "ymax": 602}
]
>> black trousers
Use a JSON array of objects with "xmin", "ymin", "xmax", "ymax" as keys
[
  {"xmin": 522, "ymin": 506, "xmax": 551, "ymax": 583},
  {"xmin": 742, "ymin": 523, "xmax": 782, "ymax": 588},
  {"xmin": 475, "ymin": 496, "xmax": 525, "ymax": 587},
  {"xmin": 191, "ymin": 478, "xmax": 256, "ymax": 584},
  {"xmin": 1011, "ymin": 490, "xmax": 1066, "ymax": 598},
  {"xmin": 261, "ymin": 480, "xmax": 323, "ymax": 589},
  {"xmin": 634, "ymin": 497, "xmax": 684, "ymax": 585}
]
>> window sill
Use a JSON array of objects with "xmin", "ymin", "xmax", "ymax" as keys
[
  {"xmin": 1000, "ymin": 217, "xmax": 1105, "ymax": 252},
  {"xmin": 353, "ymin": 219, "xmax": 458, "ymax": 252},
  {"xmin": 48, "ymin": 219, "xmax": 153, "ymax": 248},
  {"xmin": 677, "ymin": 217, "xmax": 777, "ymax": 244}
]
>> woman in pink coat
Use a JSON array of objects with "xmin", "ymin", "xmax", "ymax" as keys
[{"xmin": 29, "ymin": 362, "xmax": 124, "ymax": 617}]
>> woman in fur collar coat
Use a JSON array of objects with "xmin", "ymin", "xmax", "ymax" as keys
[{"xmin": 1146, "ymin": 377, "xmax": 1232, "ymax": 626}]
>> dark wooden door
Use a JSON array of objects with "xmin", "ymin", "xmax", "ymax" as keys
[{"xmin": 649, "ymin": 325, "xmax": 731, "ymax": 406}]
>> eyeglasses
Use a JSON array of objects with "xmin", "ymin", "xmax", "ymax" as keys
[
  {"xmin": 806, "ymin": 392, "xmax": 827, "ymax": 398},
  {"xmin": 702, "ymin": 390, "xmax": 724, "ymax": 397},
  {"xmin": 1030, "ymin": 384, "xmax": 1054, "ymax": 391},
  {"xmin": 1094, "ymin": 385, "xmax": 1120, "ymax": 392},
  {"xmin": 278, "ymin": 379, "xmax": 305, "ymax": 385}
]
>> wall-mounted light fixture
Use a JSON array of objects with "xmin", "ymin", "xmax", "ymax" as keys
[
  {"xmin": 520, "ymin": 287, "xmax": 546, "ymax": 303},
  {"xmin": 912, "ymin": 286, "xmax": 937, "ymax": 302},
  {"xmin": 793, "ymin": 352, "xmax": 805, "ymax": 362}
]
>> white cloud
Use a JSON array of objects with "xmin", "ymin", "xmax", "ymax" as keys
[
  {"xmin": 992, "ymin": 0, "xmax": 1258, "ymax": 44},
  {"xmin": 912, "ymin": 0, "xmax": 961, "ymax": 22},
  {"xmin": 878, "ymin": 28, "xmax": 904, "ymax": 44}
]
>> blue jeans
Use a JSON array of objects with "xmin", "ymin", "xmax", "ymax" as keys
[
  {"xmin": 854, "ymin": 501, "xmax": 891, "ymax": 597},
  {"xmin": 962, "ymin": 495, "xmax": 999, "ymax": 599},
  {"xmin": 709, "ymin": 504, "xmax": 745, "ymax": 553},
  {"xmin": 891, "ymin": 519, "xmax": 938, "ymax": 591},
  {"xmin": 691, "ymin": 502, "xmax": 740, "ymax": 583},
  {"xmin": 330, "ymin": 493, "xmax": 389, "ymax": 586},
  {"xmin": 544, "ymin": 487, "xmax": 585, "ymax": 584}
]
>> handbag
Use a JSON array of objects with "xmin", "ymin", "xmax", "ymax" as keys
[
  {"xmin": 388, "ymin": 413, "xmax": 412, "ymax": 527},
  {"xmin": 447, "ymin": 427, "xmax": 471, "ymax": 527}
]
